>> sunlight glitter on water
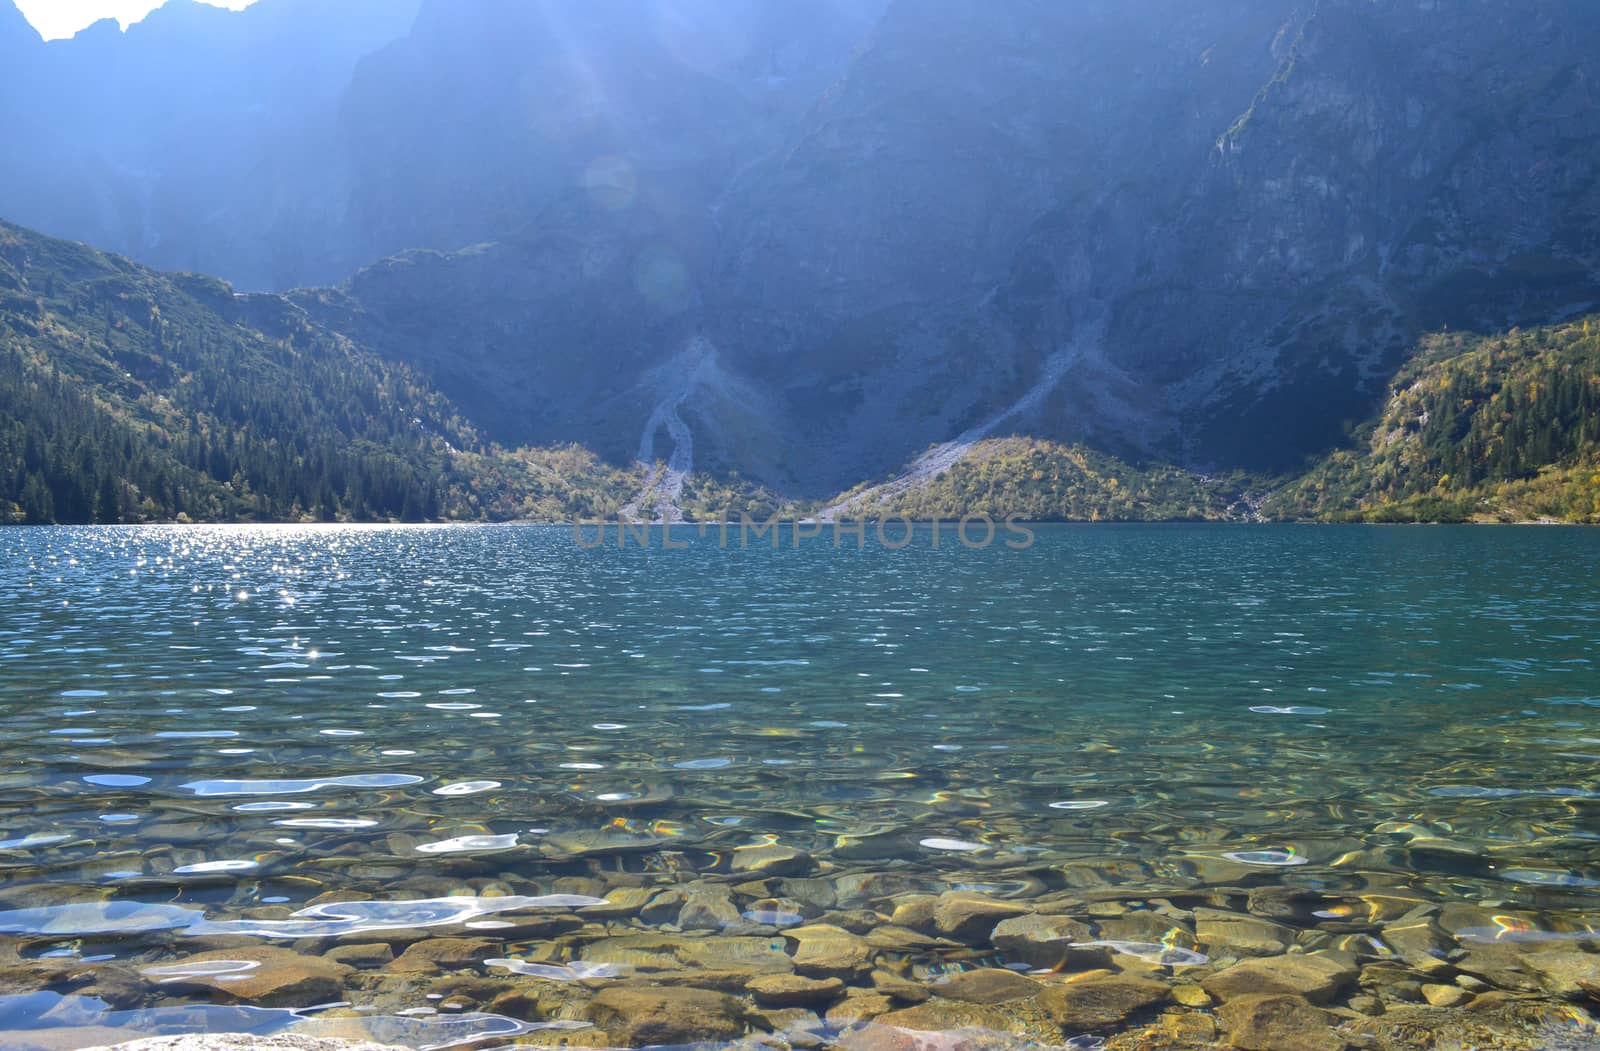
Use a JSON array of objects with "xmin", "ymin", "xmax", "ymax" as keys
[{"xmin": 1, "ymin": 525, "xmax": 1599, "ymax": 1047}]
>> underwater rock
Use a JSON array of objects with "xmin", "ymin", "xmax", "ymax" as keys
[
  {"xmin": 931, "ymin": 893, "xmax": 1030, "ymax": 944},
  {"xmin": 927, "ymin": 968, "xmax": 1041, "ymax": 1004},
  {"xmin": 387, "ymin": 937, "xmax": 498, "ymax": 973},
  {"xmin": 825, "ymin": 991, "xmax": 897, "ymax": 1025},
  {"xmin": 1522, "ymin": 950, "xmax": 1600, "ymax": 1001},
  {"xmin": 1215, "ymin": 993, "xmax": 1347, "ymax": 1051},
  {"xmin": 0, "ymin": 957, "xmax": 151, "ymax": 1010},
  {"xmin": 871, "ymin": 969, "xmax": 932, "ymax": 1003},
  {"xmin": 1377, "ymin": 918, "xmax": 1456, "ymax": 977},
  {"xmin": 867, "ymin": 1000, "xmax": 1030, "ymax": 1039},
  {"xmin": 1202, "ymin": 953, "xmax": 1357, "ymax": 1004},
  {"xmin": 1193, "ymin": 907, "xmax": 1294, "ymax": 956},
  {"xmin": 323, "ymin": 943, "xmax": 393, "ymax": 968},
  {"xmin": 747, "ymin": 973, "xmax": 845, "ymax": 1007},
  {"xmin": 732, "ymin": 845, "xmax": 816, "ymax": 877},
  {"xmin": 638, "ymin": 887, "xmax": 689, "ymax": 925},
  {"xmin": 989, "ymin": 914, "xmax": 1098, "ymax": 969},
  {"xmin": 140, "ymin": 947, "xmax": 352, "ymax": 1007},
  {"xmin": 1451, "ymin": 943, "xmax": 1542, "ymax": 994},
  {"xmin": 865, "ymin": 925, "xmax": 960, "ymax": 953},
  {"xmin": 679, "ymin": 886, "xmax": 742, "ymax": 931},
  {"xmin": 1035, "ymin": 972, "xmax": 1169, "ymax": 1030},
  {"xmin": 577, "ymin": 886, "xmax": 657, "ymax": 918},
  {"xmin": 588, "ymin": 985, "xmax": 747, "ymax": 1045},
  {"xmin": 787, "ymin": 924, "xmax": 874, "ymax": 979},
  {"xmin": 677, "ymin": 935, "xmax": 797, "ymax": 975},
  {"xmin": 581, "ymin": 932, "xmax": 794, "ymax": 976},
  {"xmin": 1422, "ymin": 982, "xmax": 1472, "ymax": 1007}
]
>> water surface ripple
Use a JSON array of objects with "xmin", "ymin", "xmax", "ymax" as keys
[{"xmin": 1, "ymin": 524, "xmax": 1598, "ymax": 1047}]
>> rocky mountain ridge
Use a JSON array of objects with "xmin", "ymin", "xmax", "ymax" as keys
[{"xmin": 2, "ymin": 0, "xmax": 1599, "ymax": 509}]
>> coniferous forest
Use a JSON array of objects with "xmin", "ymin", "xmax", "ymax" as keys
[{"xmin": 0, "ymin": 221, "xmax": 637, "ymax": 524}]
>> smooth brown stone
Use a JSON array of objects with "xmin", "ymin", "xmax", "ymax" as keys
[
  {"xmin": 988, "ymin": 913, "xmax": 1097, "ymax": 969},
  {"xmin": 577, "ymin": 887, "xmax": 659, "ymax": 919},
  {"xmin": 731, "ymin": 844, "xmax": 815, "ymax": 876},
  {"xmin": 1521, "ymin": 950, "xmax": 1600, "ymax": 1001},
  {"xmin": 787, "ymin": 924, "xmax": 874, "ymax": 979},
  {"xmin": 1451, "ymin": 943, "xmax": 1541, "ymax": 994},
  {"xmin": 678, "ymin": 888, "xmax": 741, "ymax": 931},
  {"xmin": 825, "ymin": 992, "xmax": 897, "ymax": 1025},
  {"xmin": 869, "ymin": 1000, "xmax": 1021, "ymax": 1036},
  {"xmin": 387, "ymin": 937, "xmax": 497, "ymax": 973},
  {"xmin": 1216, "ymin": 993, "xmax": 1347, "ymax": 1051},
  {"xmin": 1194, "ymin": 907, "xmax": 1295, "ymax": 957},
  {"xmin": 931, "ymin": 893, "xmax": 1031, "ymax": 944},
  {"xmin": 588, "ymin": 986, "xmax": 746, "ymax": 1046},
  {"xmin": 323, "ymin": 943, "xmax": 393, "ymax": 968},
  {"xmin": 928, "ymin": 968, "xmax": 1041, "ymax": 1004},
  {"xmin": 1160, "ymin": 1009, "xmax": 1219, "ymax": 1042},
  {"xmin": 1036, "ymin": 973, "xmax": 1169, "ymax": 1030},
  {"xmin": 870, "ymin": 969, "xmax": 931, "ymax": 1003},
  {"xmin": 1422, "ymin": 983, "xmax": 1472, "ymax": 1008},
  {"xmin": 1202, "ymin": 953, "xmax": 1358, "ymax": 1004},
  {"xmin": 864, "ymin": 924, "xmax": 956, "ymax": 952},
  {"xmin": 747, "ymin": 974, "xmax": 845, "ymax": 1008},
  {"xmin": 888, "ymin": 897, "xmax": 938, "ymax": 931},
  {"xmin": 140, "ymin": 947, "xmax": 352, "ymax": 1007}
]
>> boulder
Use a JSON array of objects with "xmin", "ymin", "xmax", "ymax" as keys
[
  {"xmin": 1216, "ymin": 993, "xmax": 1347, "ymax": 1051},
  {"xmin": 1422, "ymin": 983, "xmax": 1472, "ymax": 1007},
  {"xmin": 824, "ymin": 992, "xmax": 898, "ymax": 1025},
  {"xmin": 1523, "ymin": 950, "xmax": 1600, "ymax": 1001},
  {"xmin": 748, "ymin": 974, "xmax": 846, "ymax": 1008},
  {"xmin": 931, "ymin": 893, "xmax": 1031, "ymax": 944},
  {"xmin": 787, "ymin": 924, "xmax": 874, "ymax": 979},
  {"xmin": 731, "ymin": 845, "xmax": 816, "ymax": 876},
  {"xmin": 1036, "ymin": 973, "xmax": 1168, "ymax": 1030},
  {"xmin": 323, "ymin": 943, "xmax": 393, "ymax": 968},
  {"xmin": 870, "ymin": 969, "xmax": 931, "ymax": 1003},
  {"xmin": 1194, "ymin": 908, "xmax": 1295, "ymax": 956},
  {"xmin": 929, "ymin": 968, "xmax": 1041, "ymax": 1004},
  {"xmin": 588, "ymin": 986, "xmax": 746, "ymax": 1045},
  {"xmin": 1449, "ymin": 943, "xmax": 1541, "ymax": 993},
  {"xmin": 1378, "ymin": 918, "xmax": 1456, "ymax": 977},
  {"xmin": 989, "ymin": 914, "xmax": 1099, "ymax": 969},
  {"xmin": 387, "ymin": 937, "xmax": 497, "ymax": 973},
  {"xmin": 1202, "ymin": 953, "xmax": 1357, "ymax": 1004},
  {"xmin": 139, "ymin": 947, "xmax": 351, "ymax": 1007},
  {"xmin": 871, "ymin": 1000, "xmax": 1019, "ymax": 1034},
  {"xmin": 678, "ymin": 887, "xmax": 741, "ymax": 931},
  {"xmin": 577, "ymin": 886, "xmax": 658, "ymax": 919}
]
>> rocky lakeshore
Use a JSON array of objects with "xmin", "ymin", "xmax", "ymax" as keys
[{"xmin": 4, "ymin": 855, "xmax": 1598, "ymax": 1051}]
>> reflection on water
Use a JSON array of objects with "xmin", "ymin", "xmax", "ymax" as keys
[{"xmin": 0, "ymin": 524, "xmax": 1598, "ymax": 1048}]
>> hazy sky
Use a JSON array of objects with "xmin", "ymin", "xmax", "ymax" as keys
[{"xmin": 17, "ymin": 0, "xmax": 258, "ymax": 40}]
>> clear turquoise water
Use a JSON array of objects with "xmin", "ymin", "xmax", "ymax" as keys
[{"xmin": 0, "ymin": 524, "xmax": 1597, "ymax": 1044}]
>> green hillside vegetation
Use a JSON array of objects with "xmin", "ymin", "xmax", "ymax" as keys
[
  {"xmin": 841, "ymin": 438, "xmax": 1248, "ymax": 522},
  {"xmin": 0, "ymin": 221, "xmax": 638, "ymax": 524},
  {"xmin": 1269, "ymin": 319, "xmax": 1600, "ymax": 524}
]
